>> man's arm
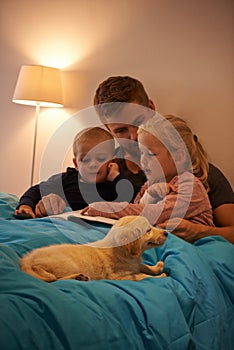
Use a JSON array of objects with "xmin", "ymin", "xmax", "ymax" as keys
[
  {"xmin": 207, "ymin": 164, "xmax": 234, "ymax": 226},
  {"xmin": 213, "ymin": 203, "xmax": 234, "ymax": 227},
  {"xmin": 158, "ymin": 203, "xmax": 234, "ymax": 244},
  {"xmin": 158, "ymin": 220, "xmax": 234, "ymax": 244}
]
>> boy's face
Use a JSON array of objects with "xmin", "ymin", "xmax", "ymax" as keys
[
  {"xmin": 138, "ymin": 130, "xmax": 177, "ymax": 184},
  {"xmin": 105, "ymin": 102, "xmax": 155, "ymax": 157},
  {"xmin": 73, "ymin": 139, "xmax": 114, "ymax": 183}
]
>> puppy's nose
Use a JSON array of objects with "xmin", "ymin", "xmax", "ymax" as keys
[{"xmin": 163, "ymin": 231, "xmax": 168, "ymax": 237}]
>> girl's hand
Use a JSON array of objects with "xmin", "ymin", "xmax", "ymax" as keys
[
  {"xmin": 80, "ymin": 206, "xmax": 100, "ymax": 217},
  {"xmin": 80, "ymin": 206, "xmax": 89, "ymax": 215}
]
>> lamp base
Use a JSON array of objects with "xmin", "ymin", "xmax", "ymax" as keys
[{"xmin": 30, "ymin": 103, "xmax": 40, "ymax": 186}]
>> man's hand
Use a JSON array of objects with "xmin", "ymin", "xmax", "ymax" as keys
[
  {"xmin": 35, "ymin": 194, "xmax": 66, "ymax": 217},
  {"xmin": 15, "ymin": 205, "xmax": 36, "ymax": 218},
  {"xmin": 157, "ymin": 218, "xmax": 209, "ymax": 243},
  {"xmin": 106, "ymin": 162, "xmax": 120, "ymax": 181}
]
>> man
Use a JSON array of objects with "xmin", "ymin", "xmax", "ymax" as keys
[{"xmin": 93, "ymin": 75, "xmax": 234, "ymax": 243}]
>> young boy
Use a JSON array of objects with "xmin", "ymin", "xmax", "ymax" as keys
[{"xmin": 15, "ymin": 127, "xmax": 126, "ymax": 218}]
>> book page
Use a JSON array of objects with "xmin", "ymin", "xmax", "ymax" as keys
[{"xmin": 50, "ymin": 210, "xmax": 117, "ymax": 225}]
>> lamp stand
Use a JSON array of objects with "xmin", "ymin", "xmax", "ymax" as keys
[{"xmin": 30, "ymin": 103, "xmax": 40, "ymax": 186}]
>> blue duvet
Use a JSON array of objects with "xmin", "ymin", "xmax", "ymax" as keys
[{"xmin": 0, "ymin": 192, "xmax": 233, "ymax": 350}]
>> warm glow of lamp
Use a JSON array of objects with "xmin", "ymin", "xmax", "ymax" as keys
[
  {"xmin": 12, "ymin": 65, "xmax": 64, "ymax": 186},
  {"xmin": 13, "ymin": 65, "xmax": 63, "ymax": 107}
]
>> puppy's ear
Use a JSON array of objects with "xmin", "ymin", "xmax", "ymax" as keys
[{"xmin": 126, "ymin": 240, "xmax": 142, "ymax": 257}]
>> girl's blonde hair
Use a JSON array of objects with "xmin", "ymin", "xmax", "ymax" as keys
[{"xmin": 138, "ymin": 113, "xmax": 209, "ymax": 191}]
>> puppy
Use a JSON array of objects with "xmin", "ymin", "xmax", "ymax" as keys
[{"xmin": 20, "ymin": 216, "xmax": 168, "ymax": 282}]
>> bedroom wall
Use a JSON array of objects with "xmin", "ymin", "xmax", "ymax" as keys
[{"xmin": 0, "ymin": 0, "xmax": 233, "ymax": 197}]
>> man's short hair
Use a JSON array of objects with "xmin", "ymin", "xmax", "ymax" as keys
[{"xmin": 93, "ymin": 76, "xmax": 150, "ymax": 123}]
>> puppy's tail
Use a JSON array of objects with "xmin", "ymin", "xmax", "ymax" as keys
[{"xmin": 20, "ymin": 258, "xmax": 57, "ymax": 282}]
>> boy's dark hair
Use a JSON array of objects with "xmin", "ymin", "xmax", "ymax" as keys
[{"xmin": 93, "ymin": 76, "xmax": 150, "ymax": 123}]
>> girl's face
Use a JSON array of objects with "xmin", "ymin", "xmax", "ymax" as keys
[
  {"xmin": 138, "ymin": 130, "xmax": 178, "ymax": 184},
  {"xmin": 73, "ymin": 140, "xmax": 113, "ymax": 183}
]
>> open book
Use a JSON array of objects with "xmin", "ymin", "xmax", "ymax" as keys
[{"xmin": 49, "ymin": 210, "xmax": 117, "ymax": 226}]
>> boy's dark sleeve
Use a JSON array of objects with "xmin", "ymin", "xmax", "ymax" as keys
[
  {"xmin": 17, "ymin": 172, "xmax": 65, "ymax": 212},
  {"xmin": 17, "ymin": 184, "xmax": 42, "ymax": 211}
]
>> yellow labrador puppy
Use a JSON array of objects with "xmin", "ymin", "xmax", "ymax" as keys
[{"xmin": 20, "ymin": 216, "xmax": 168, "ymax": 282}]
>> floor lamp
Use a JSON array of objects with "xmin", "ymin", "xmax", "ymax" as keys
[{"xmin": 12, "ymin": 65, "xmax": 64, "ymax": 186}]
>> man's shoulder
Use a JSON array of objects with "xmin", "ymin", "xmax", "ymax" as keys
[
  {"xmin": 208, "ymin": 163, "xmax": 232, "ymax": 185},
  {"xmin": 208, "ymin": 163, "xmax": 224, "ymax": 178},
  {"xmin": 207, "ymin": 163, "xmax": 234, "ymax": 209}
]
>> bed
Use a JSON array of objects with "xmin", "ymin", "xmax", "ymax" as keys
[{"xmin": 0, "ymin": 192, "xmax": 234, "ymax": 350}]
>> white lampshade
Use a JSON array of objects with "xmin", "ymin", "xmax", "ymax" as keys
[{"xmin": 12, "ymin": 65, "xmax": 64, "ymax": 107}]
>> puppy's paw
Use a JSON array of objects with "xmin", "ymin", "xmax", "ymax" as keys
[
  {"xmin": 152, "ymin": 261, "xmax": 164, "ymax": 274},
  {"xmin": 154, "ymin": 272, "xmax": 168, "ymax": 278},
  {"xmin": 155, "ymin": 261, "xmax": 164, "ymax": 269},
  {"xmin": 75, "ymin": 273, "xmax": 90, "ymax": 281}
]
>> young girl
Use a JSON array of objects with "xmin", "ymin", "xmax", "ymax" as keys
[{"xmin": 83, "ymin": 114, "xmax": 214, "ymax": 227}]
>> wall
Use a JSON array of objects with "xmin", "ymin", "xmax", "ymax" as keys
[{"xmin": 0, "ymin": 0, "xmax": 233, "ymax": 197}]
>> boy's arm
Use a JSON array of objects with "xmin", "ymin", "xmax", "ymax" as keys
[
  {"xmin": 16, "ymin": 172, "xmax": 67, "ymax": 217},
  {"xmin": 15, "ymin": 205, "xmax": 36, "ymax": 218},
  {"xmin": 35, "ymin": 193, "xmax": 66, "ymax": 217},
  {"xmin": 16, "ymin": 184, "xmax": 41, "ymax": 213}
]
